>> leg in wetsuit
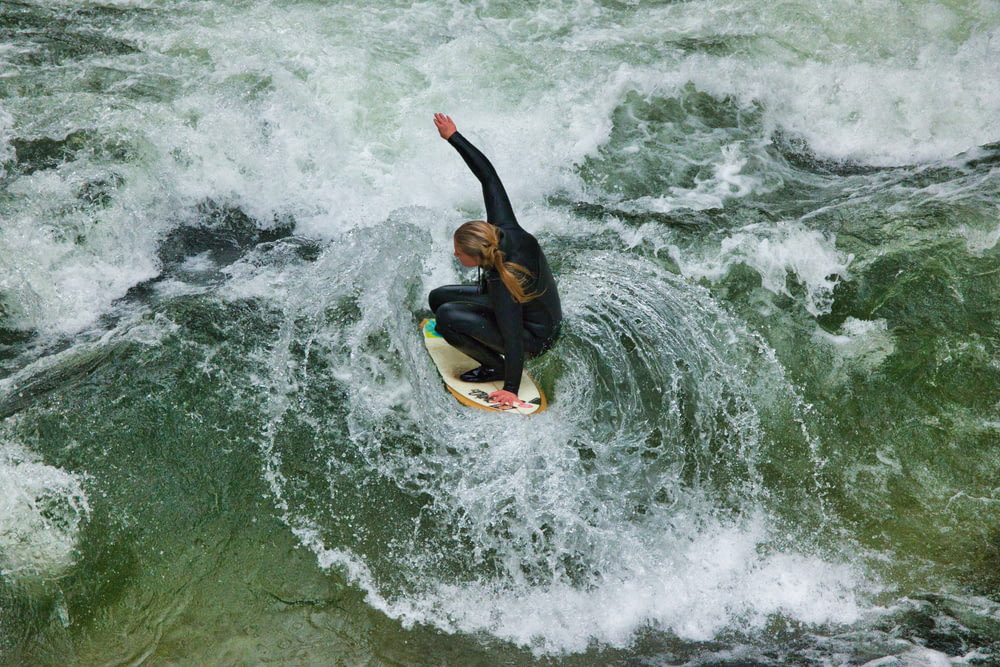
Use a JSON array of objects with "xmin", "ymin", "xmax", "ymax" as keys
[{"xmin": 429, "ymin": 285, "xmax": 550, "ymax": 378}]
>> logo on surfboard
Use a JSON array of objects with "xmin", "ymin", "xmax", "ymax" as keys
[{"xmin": 467, "ymin": 389, "xmax": 540, "ymax": 410}]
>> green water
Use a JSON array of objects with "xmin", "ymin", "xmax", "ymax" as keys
[{"xmin": 1, "ymin": 0, "xmax": 999, "ymax": 664}]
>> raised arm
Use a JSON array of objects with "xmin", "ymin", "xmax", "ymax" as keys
[{"xmin": 434, "ymin": 113, "xmax": 518, "ymax": 230}]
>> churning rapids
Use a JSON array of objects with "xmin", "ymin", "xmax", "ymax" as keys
[{"xmin": 1, "ymin": 0, "xmax": 999, "ymax": 664}]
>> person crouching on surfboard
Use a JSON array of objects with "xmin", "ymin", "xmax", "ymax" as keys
[{"xmin": 429, "ymin": 113, "xmax": 562, "ymax": 409}]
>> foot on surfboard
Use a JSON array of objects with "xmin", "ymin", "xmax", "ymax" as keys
[
  {"xmin": 421, "ymin": 318, "xmax": 546, "ymax": 415},
  {"xmin": 459, "ymin": 365, "xmax": 504, "ymax": 382}
]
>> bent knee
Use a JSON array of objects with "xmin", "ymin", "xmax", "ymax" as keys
[
  {"xmin": 428, "ymin": 287, "xmax": 445, "ymax": 313},
  {"xmin": 434, "ymin": 301, "xmax": 463, "ymax": 329},
  {"xmin": 436, "ymin": 302, "xmax": 485, "ymax": 340}
]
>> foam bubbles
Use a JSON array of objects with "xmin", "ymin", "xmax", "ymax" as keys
[
  {"xmin": 583, "ymin": 1, "xmax": 1000, "ymax": 170},
  {"xmin": 814, "ymin": 317, "xmax": 895, "ymax": 373},
  {"xmin": 0, "ymin": 203, "xmax": 160, "ymax": 335},
  {"xmin": 669, "ymin": 221, "xmax": 853, "ymax": 316},
  {"xmin": 0, "ymin": 442, "xmax": 90, "ymax": 582},
  {"xmin": 959, "ymin": 218, "xmax": 1000, "ymax": 256},
  {"xmin": 397, "ymin": 515, "xmax": 868, "ymax": 655},
  {"xmin": 624, "ymin": 142, "xmax": 770, "ymax": 213},
  {"xmin": 861, "ymin": 646, "xmax": 954, "ymax": 667},
  {"xmin": 0, "ymin": 106, "xmax": 13, "ymax": 175}
]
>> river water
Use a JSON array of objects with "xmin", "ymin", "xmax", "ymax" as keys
[{"xmin": 1, "ymin": 0, "xmax": 999, "ymax": 664}]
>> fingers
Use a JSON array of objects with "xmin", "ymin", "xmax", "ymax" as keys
[
  {"xmin": 433, "ymin": 113, "xmax": 457, "ymax": 139},
  {"xmin": 435, "ymin": 117, "xmax": 450, "ymax": 130},
  {"xmin": 487, "ymin": 390, "xmax": 522, "ymax": 408}
]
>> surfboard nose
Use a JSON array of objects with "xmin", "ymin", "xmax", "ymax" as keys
[{"xmin": 423, "ymin": 318, "xmax": 443, "ymax": 338}]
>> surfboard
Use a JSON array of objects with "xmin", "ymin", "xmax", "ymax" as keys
[{"xmin": 421, "ymin": 318, "xmax": 546, "ymax": 415}]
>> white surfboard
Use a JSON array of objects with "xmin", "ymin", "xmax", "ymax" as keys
[{"xmin": 421, "ymin": 318, "xmax": 546, "ymax": 415}]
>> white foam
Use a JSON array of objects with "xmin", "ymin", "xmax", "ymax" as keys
[
  {"xmin": 0, "ymin": 441, "xmax": 90, "ymax": 582},
  {"xmin": 814, "ymin": 317, "xmax": 895, "ymax": 370},
  {"xmin": 958, "ymin": 218, "xmax": 1000, "ymax": 256},
  {"xmin": 861, "ymin": 646, "xmax": 955, "ymax": 667},
  {"xmin": 0, "ymin": 106, "xmax": 13, "ymax": 176},
  {"xmin": 811, "ymin": 317, "xmax": 896, "ymax": 391},
  {"xmin": 618, "ymin": 0, "xmax": 1000, "ymax": 166},
  {"xmin": 669, "ymin": 221, "xmax": 853, "ymax": 316},
  {"xmin": 3, "ymin": 0, "xmax": 996, "ymax": 337},
  {"xmin": 623, "ymin": 142, "xmax": 771, "ymax": 213},
  {"xmin": 391, "ymin": 516, "xmax": 869, "ymax": 655},
  {"xmin": 0, "ymin": 164, "xmax": 164, "ymax": 335}
]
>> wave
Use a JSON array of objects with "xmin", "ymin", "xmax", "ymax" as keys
[{"xmin": 245, "ymin": 225, "xmax": 870, "ymax": 653}]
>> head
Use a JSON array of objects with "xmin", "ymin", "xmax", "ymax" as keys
[
  {"xmin": 452, "ymin": 220, "xmax": 539, "ymax": 303},
  {"xmin": 452, "ymin": 220, "xmax": 499, "ymax": 268}
]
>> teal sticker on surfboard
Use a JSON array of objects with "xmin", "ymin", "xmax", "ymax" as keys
[{"xmin": 421, "ymin": 318, "xmax": 546, "ymax": 415}]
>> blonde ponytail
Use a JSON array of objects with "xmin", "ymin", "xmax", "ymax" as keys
[{"xmin": 454, "ymin": 221, "xmax": 539, "ymax": 303}]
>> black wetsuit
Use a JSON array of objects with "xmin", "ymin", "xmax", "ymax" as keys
[{"xmin": 429, "ymin": 131, "xmax": 562, "ymax": 395}]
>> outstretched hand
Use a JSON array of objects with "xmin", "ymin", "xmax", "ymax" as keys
[{"xmin": 433, "ymin": 113, "xmax": 457, "ymax": 140}]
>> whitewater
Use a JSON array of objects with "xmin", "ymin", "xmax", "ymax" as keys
[{"xmin": 1, "ymin": 0, "xmax": 999, "ymax": 664}]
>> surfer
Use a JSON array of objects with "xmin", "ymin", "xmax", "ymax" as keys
[{"xmin": 429, "ymin": 113, "xmax": 562, "ymax": 409}]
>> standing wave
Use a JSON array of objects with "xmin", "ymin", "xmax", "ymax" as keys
[{"xmin": 249, "ymin": 226, "xmax": 870, "ymax": 654}]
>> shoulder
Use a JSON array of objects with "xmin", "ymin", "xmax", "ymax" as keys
[{"xmin": 504, "ymin": 226, "xmax": 539, "ymax": 255}]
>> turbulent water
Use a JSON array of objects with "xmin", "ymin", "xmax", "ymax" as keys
[{"xmin": 1, "ymin": 0, "xmax": 999, "ymax": 664}]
